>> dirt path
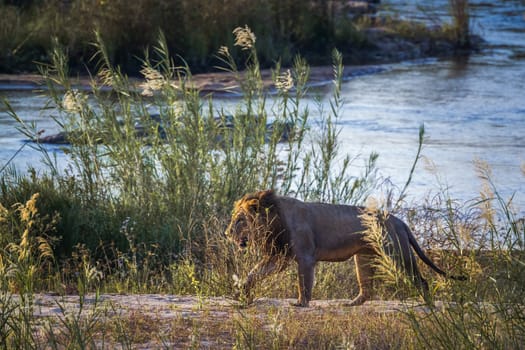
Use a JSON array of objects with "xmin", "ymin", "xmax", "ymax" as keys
[
  {"xmin": 0, "ymin": 64, "xmax": 387, "ymax": 94},
  {"xmin": 17, "ymin": 293, "xmax": 435, "ymax": 348},
  {"xmin": 31, "ymin": 293, "xmax": 430, "ymax": 318}
]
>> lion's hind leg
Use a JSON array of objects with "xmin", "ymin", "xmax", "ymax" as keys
[
  {"xmin": 413, "ymin": 271, "xmax": 432, "ymax": 304},
  {"xmin": 345, "ymin": 254, "xmax": 375, "ymax": 306}
]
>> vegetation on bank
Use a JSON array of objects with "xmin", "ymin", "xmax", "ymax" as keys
[
  {"xmin": 0, "ymin": 21, "xmax": 523, "ymax": 347},
  {"xmin": 0, "ymin": 0, "xmax": 474, "ymax": 74}
]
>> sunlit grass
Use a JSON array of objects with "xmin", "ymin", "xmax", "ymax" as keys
[
  {"xmin": 0, "ymin": 0, "xmax": 475, "ymax": 74},
  {"xmin": 0, "ymin": 20, "xmax": 522, "ymax": 349}
]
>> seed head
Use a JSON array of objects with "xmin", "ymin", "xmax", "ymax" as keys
[
  {"xmin": 233, "ymin": 25, "xmax": 256, "ymax": 50},
  {"xmin": 62, "ymin": 89, "xmax": 87, "ymax": 113},
  {"xmin": 218, "ymin": 45, "xmax": 230, "ymax": 57},
  {"xmin": 139, "ymin": 67, "xmax": 165, "ymax": 96},
  {"xmin": 275, "ymin": 69, "xmax": 294, "ymax": 93}
]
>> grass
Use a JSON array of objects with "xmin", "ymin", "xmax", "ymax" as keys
[
  {"xmin": 9, "ymin": 294, "xmax": 417, "ymax": 349},
  {"xmin": 0, "ymin": 22, "xmax": 523, "ymax": 348},
  {"xmin": 0, "ymin": 0, "xmax": 474, "ymax": 74},
  {"xmin": 448, "ymin": 0, "xmax": 471, "ymax": 47},
  {"xmin": 0, "ymin": 0, "xmax": 360, "ymax": 73}
]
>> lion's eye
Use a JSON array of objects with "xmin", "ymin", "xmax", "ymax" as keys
[{"xmin": 235, "ymin": 217, "xmax": 245, "ymax": 225}]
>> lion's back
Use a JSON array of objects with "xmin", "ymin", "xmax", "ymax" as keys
[{"xmin": 276, "ymin": 197, "xmax": 366, "ymax": 237}]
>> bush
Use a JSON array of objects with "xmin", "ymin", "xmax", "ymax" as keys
[
  {"xmin": 2, "ymin": 27, "xmax": 377, "ymax": 269},
  {"xmin": 0, "ymin": 0, "xmax": 368, "ymax": 74}
]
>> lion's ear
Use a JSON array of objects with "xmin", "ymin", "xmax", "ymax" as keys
[
  {"xmin": 258, "ymin": 190, "xmax": 275, "ymax": 209},
  {"xmin": 245, "ymin": 198, "xmax": 259, "ymax": 212}
]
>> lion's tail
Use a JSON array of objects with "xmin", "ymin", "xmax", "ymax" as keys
[{"xmin": 406, "ymin": 224, "xmax": 467, "ymax": 281}]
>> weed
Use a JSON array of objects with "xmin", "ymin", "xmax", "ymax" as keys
[
  {"xmin": 0, "ymin": 193, "xmax": 55, "ymax": 348},
  {"xmin": 0, "ymin": 22, "xmax": 521, "ymax": 349},
  {"xmin": 448, "ymin": 0, "xmax": 471, "ymax": 47},
  {"xmin": 43, "ymin": 295, "xmax": 106, "ymax": 349}
]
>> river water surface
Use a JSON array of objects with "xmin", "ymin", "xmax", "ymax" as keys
[
  {"xmin": 338, "ymin": 0, "xmax": 525, "ymax": 209},
  {"xmin": 1, "ymin": 0, "xmax": 524, "ymax": 210}
]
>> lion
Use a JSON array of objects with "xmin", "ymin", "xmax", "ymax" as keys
[{"xmin": 225, "ymin": 189, "xmax": 465, "ymax": 307}]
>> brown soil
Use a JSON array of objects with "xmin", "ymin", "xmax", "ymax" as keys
[
  {"xmin": 25, "ymin": 293, "xmax": 436, "ymax": 348},
  {"xmin": 0, "ymin": 64, "xmax": 386, "ymax": 95}
]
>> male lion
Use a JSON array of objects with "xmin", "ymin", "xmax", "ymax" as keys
[{"xmin": 225, "ymin": 190, "xmax": 464, "ymax": 307}]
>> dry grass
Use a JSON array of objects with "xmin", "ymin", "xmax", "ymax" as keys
[
  {"xmin": 26, "ymin": 294, "xmax": 421, "ymax": 349},
  {"xmin": 1, "ymin": 19, "xmax": 522, "ymax": 349}
]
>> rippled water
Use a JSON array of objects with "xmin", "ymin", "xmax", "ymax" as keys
[
  {"xmin": 339, "ymin": 56, "xmax": 524, "ymax": 208},
  {"xmin": 337, "ymin": 0, "xmax": 525, "ymax": 208},
  {"xmin": 1, "ymin": 0, "xmax": 524, "ymax": 210}
]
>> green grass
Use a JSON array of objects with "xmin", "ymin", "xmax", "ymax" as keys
[
  {"xmin": 0, "ymin": 0, "xmax": 363, "ymax": 73},
  {"xmin": 0, "ymin": 23, "xmax": 523, "ymax": 349},
  {"xmin": 0, "ymin": 0, "xmax": 474, "ymax": 74}
]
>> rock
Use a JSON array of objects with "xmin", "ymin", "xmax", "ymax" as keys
[
  {"xmin": 346, "ymin": 1, "xmax": 379, "ymax": 16},
  {"xmin": 34, "ymin": 114, "xmax": 296, "ymax": 145},
  {"xmin": 35, "ymin": 131, "xmax": 70, "ymax": 144}
]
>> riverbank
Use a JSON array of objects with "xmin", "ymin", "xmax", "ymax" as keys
[
  {"xmin": 21, "ymin": 293, "xmax": 440, "ymax": 348},
  {"xmin": 0, "ymin": 64, "xmax": 387, "ymax": 95},
  {"xmin": 0, "ymin": 21, "xmax": 482, "ymax": 94},
  {"xmin": 0, "ymin": 0, "xmax": 476, "ymax": 75}
]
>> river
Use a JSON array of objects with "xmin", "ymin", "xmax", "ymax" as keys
[
  {"xmin": 338, "ymin": 0, "xmax": 525, "ymax": 210},
  {"xmin": 1, "ymin": 0, "xmax": 524, "ymax": 211}
]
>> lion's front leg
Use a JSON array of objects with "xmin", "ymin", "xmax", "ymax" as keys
[
  {"xmin": 293, "ymin": 257, "xmax": 315, "ymax": 307},
  {"xmin": 243, "ymin": 256, "xmax": 289, "ymax": 303}
]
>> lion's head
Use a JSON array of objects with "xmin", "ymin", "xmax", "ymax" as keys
[{"xmin": 225, "ymin": 190, "xmax": 290, "ymax": 255}]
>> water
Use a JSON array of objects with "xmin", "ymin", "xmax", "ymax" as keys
[
  {"xmin": 339, "ymin": 57, "xmax": 525, "ymax": 207},
  {"xmin": 0, "ymin": 90, "xmax": 70, "ymax": 173},
  {"xmin": 337, "ymin": 0, "xmax": 525, "ymax": 209},
  {"xmin": 1, "ymin": 0, "xmax": 524, "ymax": 210}
]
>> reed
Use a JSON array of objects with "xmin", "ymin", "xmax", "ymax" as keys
[
  {"xmin": 0, "ymin": 0, "xmax": 364, "ymax": 74},
  {"xmin": 0, "ymin": 25, "xmax": 522, "ymax": 349},
  {"xmin": 448, "ymin": 0, "xmax": 470, "ymax": 47}
]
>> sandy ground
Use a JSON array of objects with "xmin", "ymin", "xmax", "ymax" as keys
[
  {"xmin": 30, "ymin": 293, "xmax": 431, "ymax": 319},
  {"xmin": 17, "ymin": 293, "xmax": 441, "ymax": 348},
  {"xmin": 0, "ymin": 64, "xmax": 386, "ymax": 95},
  {"xmin": 11, "ymin": 293, "xmax": 438, "ymax": 348}
]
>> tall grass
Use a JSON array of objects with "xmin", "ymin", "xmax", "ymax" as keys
[
  {"xmin": 0, "ymin": 193, "xmax": 55, "ymax": 348},
  {"xmin": 0, "ymin": 0, "xmax": 364, "ymax": 74},
  {"xmin": 342, "ymin": 158, "xmax": 524, "ymax": 349},
  {"xmin": 1, "ymin": 24, "xmax": 522, "ymax": 349},
  {"xmin": 2, "ymin": 27, "xmax": 378, "ymax": 276}
]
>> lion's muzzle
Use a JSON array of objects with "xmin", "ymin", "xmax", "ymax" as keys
[{"xmin": 225, "ymin": 225, "xmax": 248, "ymax": 250}]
